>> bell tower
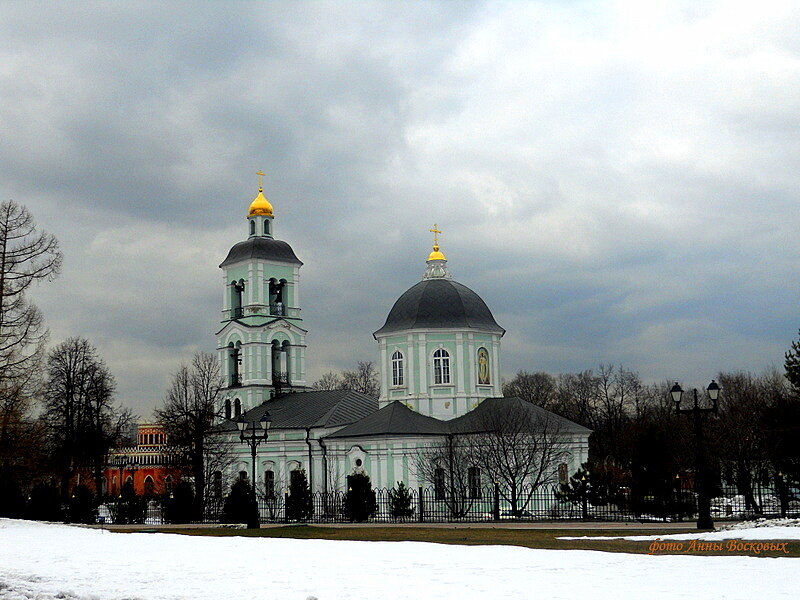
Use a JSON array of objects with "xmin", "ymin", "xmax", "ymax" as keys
[{"xmin": 216, "ymin": 173, "xmax": 308, "ymax": 416}]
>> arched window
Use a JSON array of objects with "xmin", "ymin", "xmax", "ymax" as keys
[
  {"xmin": 239, "ymin": 470, "xmax": 248, "ymax": 481},
  {"xmin": 164, "ymin": 475, "xmax": 174, "ymax": 494},
  {"xmin": 250, "ymin": 220, "xmax": 255, "ymax": 235},
  {"xmin": 264, "ymin": 220, "xmax": 270, "ymax": 235},
  {"xmin": 264, "ymin": 469, "xmax": 275, "ymax": 499},
  {"xmin": 231, "ymin": 281, "xmax": 244, "ymax": 319},
  {"xmin": 143, "ymin": 476, "xmax": 155, "ymax": 497},
  {"xmin": 477, "ymin": 347, "xmax": 490, "ymax": 385},
  {"xmin": 468, "ymin": 467, "xmax": 481, "ymax": 499},
  {"xmin": 391, "ymin": 350, "xmax": 404, "ymax": 386},
  {"xmin": 433, "ymin": 348, "xmax": 451, "ymax": 385},
  {"xmin": 212, "ymin": 471, "xmax": 223, "ymax": 498},
  {"xmin": 433, "ymin": 467, "xmax": 446, "ymax": 500},
  {"xmin": 234, "ymin": 398, "xmax": 242, "ymax": 418},
  {"xmin": 224, "ymin": 399, "xmax": 232, "ymax": 420}
]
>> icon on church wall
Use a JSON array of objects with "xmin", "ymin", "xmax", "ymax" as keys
[{"xmin": 477, "ymin": 347, "xmax": 490, "ymax": 385}]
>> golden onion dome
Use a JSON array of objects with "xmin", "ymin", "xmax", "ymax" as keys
[
  {"xmin": 427, "ymin": 243, "xmax": 446, "ymax": 261},
  {"xmin": 248, "ymin": 189, "xmax": 273, "ymax": 217}
]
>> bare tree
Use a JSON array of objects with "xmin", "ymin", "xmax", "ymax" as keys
[
  {"xmin": 312, "ymin": 371, "xmax": 342, "ymax": 391},
  {"xmin": 314, "ymin": 361, "xmax": 380, "ymax": 397},
  {"xmin": 0, "ymin": 200, "xmax": 61, "ymax": 392},
  {"xmin": 156, "ymin": 352, "xmax": 231, "ymax": 516},
  {"xmin": 470, "ymin": 401, "xmax": 571, "ymax": 516},
  {"xmin": 42, "ymin": 337, "xmax": 130, "ymax": 496},
  {"xmin": 502, "ymin": 370, "xmax": 557, "ymax": 409},
  {"xmin": 0, "ymin": 201, "xmax": 61, "ymax": 498},
  {"xmin": 414, "ymin": 435, "xmax": 478, "ymax": 518},
  {"xmin": 341, "ymin": 361, "xmax": 380, "ymax": 398}
]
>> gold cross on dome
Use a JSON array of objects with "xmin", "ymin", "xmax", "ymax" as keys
[
  {"xmin": 429, "ymin": 224, "xmax": 442, "ymax": 246},
  {"xmin": 256, "ymin": 170, "xmax": 266, "ymax": 191}
]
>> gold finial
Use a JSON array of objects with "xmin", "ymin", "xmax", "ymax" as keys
[
  {"xmin": 427, "ymin": 224, "xmax": 446, "ymax": 261},
  {"xmin": 248, "ymin": 171, "xmax": 274, "ymax": 217}
]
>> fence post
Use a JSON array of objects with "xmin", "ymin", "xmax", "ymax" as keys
[
  {"xmin": 283, "ymin": 491, "xmax": 289, "ymax": 524},
  {"xmin": 418, "ymin": 487, "xmax": 424, "ymax": 523},
  {"xmin": 493, "ymin": 482, "xmax": 500, "ymax": 522}
]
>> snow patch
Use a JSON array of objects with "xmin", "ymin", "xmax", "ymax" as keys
[{"xmin": 0, "ymin": 519, "xmax": 797, "ymax": 600}]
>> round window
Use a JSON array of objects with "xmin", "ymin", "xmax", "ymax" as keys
[{"xmin": 355, "ymin": 458, "xmax": 363, "ymax": 467}]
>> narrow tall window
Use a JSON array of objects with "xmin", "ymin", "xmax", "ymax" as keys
[
  {"xmin": 434, "ymin": 467, "xmax": 446, "ymax": 500},
  {"xmin": 212, "ymin": 471, "xmax": 223, "ymax": 498},
  {"xmin": 164, "ymin": 475, "xmax": 174, "ymax": 494},
  {"xmin": 234, "ymin": 398, "xmax": 242, "ymax": 418},
  {"xmin": 264, "ymin": 220, "xmax": 270, "ymax": 235},
  {"xmin": 391, "ymin": 350, "xmax": 404, "ymax": 386},
  {"xmin": 264, "ymin": 470, "xmax": 275, "ymax": 499},
  {"xmin": 433, "ymin": 348, "xmax": 451, "ymax": 385},
  {"xmin": 231, "ymin": 281, "xmax": 244, "ymax": 319},
  {"xmin": 224, "ymin": 399, "xmax": 232, "ymax": 420},
  {"xmin": 468, "ymin": 467, "xmax": 481, "ymax": 499},
  {"xmin": 144, "ymin": 476, "xmax": 155, "ymax": 497},
  {"xmin": 250, "ymin": 220, "xmax": 255, "ymax": 235}
]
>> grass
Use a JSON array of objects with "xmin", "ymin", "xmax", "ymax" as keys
[{"xmin": 113, "ymin": 524, "xmax": 800, "ymax": 558}]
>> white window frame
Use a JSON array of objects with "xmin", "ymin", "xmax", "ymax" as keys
[
  {"xmin": 433, "ymin": 348, "xmax": 451, "ymax": 385},
  {"xmin": 391, "ymin": 350, "xmax": 404, "ymax": 386}
]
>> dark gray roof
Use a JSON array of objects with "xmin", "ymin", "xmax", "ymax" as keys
[
  {"xmin": 325, "ymin": 397, "xmax": 590, "ymax": 439},
  {"xmin": 449, "ymin": 397, "xmax": 592, "ymax": 435},
  {"xmin": 374, "ymin": 279, "xmax": 505, "ymax": 337},
  {"xmin": 326, "ymin": 401, "xmax": 448, "ymax": 438},
  {"xmin": 217, "ymin": 389, "xmax": 377, "ymax": 431},
  {"xmin": 220, "ymin": 237, "xmax": 302, "ymax": 268}
]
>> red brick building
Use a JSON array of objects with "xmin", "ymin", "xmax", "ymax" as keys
[{"xmin": 104, "ymin": 424, "xmax": 186, "ymax": 497}]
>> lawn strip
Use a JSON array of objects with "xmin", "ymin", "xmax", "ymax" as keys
[{"xmin": 111, "ymin": 525, "xmax": 800, "ymax": 557}]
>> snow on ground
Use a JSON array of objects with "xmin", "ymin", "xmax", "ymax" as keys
[
  {"xmin": 560, "ymin": 520, "xmax": 800, "ymax": 542},
  {"xmin": 0, "ymin": 519, "xmax": 797, "ymax": 600}
]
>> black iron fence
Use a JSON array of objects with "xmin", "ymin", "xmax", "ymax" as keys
[{"xmin": 117, "ymin": 482, "xmax": 800, "ymax": 526}]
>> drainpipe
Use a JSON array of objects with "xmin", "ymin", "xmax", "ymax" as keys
[
  {"xmin": 305, "ymin": 428, "xmax": 313, "ymax": 492},
  {"xmin": 318, "ymin": 437, "xmax": 328, "ymax": 495}
]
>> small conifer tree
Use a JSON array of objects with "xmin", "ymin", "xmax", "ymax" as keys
[
  {"xmin": 286, "ymin": 469, "xmax": 313, "ymax": 521},
  {"xmin": 785, "ymin": 330, "xmax": 800, "ymax": 391},
  {"xmin": 66, "ymin": 484, "xmax": 96, "ymax": 524},
  {"xmin": 163, "ymin": 481, "xmax": 196, "ymax": 524},
  {"xmin": 388, "ymin": 481, "xmax": 414, "ymax": 521},
  {"xmin": 26, "ymin": 483, "xmax": 63, "ymax": 521},
  {"xmin": 221, "ymin": 479, "xmax": 259, "ymax": 527},
  {"xmin": 110, "ymin": 481, "xmax": 147, "ymax": 524},
  {"xmin": 344, "ymin": 472, "xmax": 377, "ymax": 522}
]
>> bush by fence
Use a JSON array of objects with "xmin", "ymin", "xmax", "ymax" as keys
[{"xmin": 9, "ymin": 481, "xmax": 800, "ymax": 526}]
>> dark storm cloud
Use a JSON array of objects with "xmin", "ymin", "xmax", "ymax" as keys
[{"xmin": 1, "ymin": 1, "xmax": 798, "ymax": 415}]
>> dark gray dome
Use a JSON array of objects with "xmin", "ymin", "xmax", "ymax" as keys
[
  {"xmin": 374, "ymin": 279, "xmax": 505, "ymax": 337},
  {"xmin": 220, "ymin": 237, "xmax": 302, "ymax": 268}
]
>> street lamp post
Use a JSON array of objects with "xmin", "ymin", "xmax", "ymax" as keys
[
  {"xmin": 671, "ymin": 380, "xmax": 720, "ymax": 530},
  {"xmin": 580, "ymin": 474, "xmax": 589, "ymax": 520},
  {"xmin": 236, "ymin": 412, "xmax": 272, "ymax": 528}
]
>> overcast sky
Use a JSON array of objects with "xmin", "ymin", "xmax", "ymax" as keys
[{"xmin": 2, "ymin": 1, "xmax": 799, "ymax": 418}]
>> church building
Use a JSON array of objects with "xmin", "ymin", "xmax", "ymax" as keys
[{"xmin": 215, "ymin": 179, "xmax": 589, "ymax": 499}]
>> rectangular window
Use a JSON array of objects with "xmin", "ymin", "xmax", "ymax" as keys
[
  {"xmin": 468, "ymin": 467, "xmax": 481, "ymax": 499},
  {"xmin": 434, "ymin": 467, "xmax": 446, "ymax": 501},
  {"xmin": 265, "ymin": 470, "xmax": 275, "ymax": 499}
]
